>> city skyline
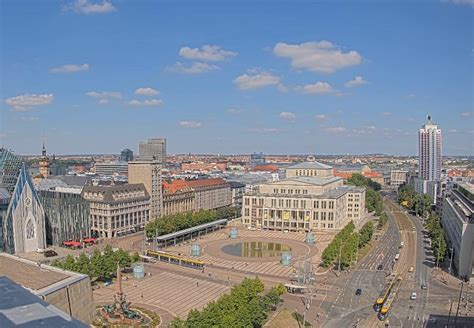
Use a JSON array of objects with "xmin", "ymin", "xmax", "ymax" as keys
[{"xmin": 1, "ymin": 0, "xmax": 473, "ymax": 156}]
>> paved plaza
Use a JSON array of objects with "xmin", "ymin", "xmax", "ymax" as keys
[{"xmin": 162, "ymin": 227, "xmax": 336, "ymax": 278}]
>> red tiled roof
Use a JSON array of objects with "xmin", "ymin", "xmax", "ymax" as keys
[
  {"xmin": 363, "ymin": 171, "xmax": 382, "ymax": 178},
  {"xmin": 185, "ymin": 178, "xmax": 227, "ymax": 188},
  {"xmin": 251, "ymin": 164, "xmax": 279, "ymax": 172}
]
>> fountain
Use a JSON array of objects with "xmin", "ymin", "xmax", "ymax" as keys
[{"xmin": 99, "ymin": 263, "xmax": 144, "ymax": 325}]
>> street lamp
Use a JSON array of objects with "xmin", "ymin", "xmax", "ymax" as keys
[{"xmin": 448, "ymin": 247, "xmax": 454, "ymax": 275}]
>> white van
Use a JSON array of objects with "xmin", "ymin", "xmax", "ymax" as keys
[
  {"xmin": 395, "ymin": 253, "xmax": 400, "ymax": 261},
  {"xmin": 400, "ymin": 241, "xmax": 404, "ymax": 248}
]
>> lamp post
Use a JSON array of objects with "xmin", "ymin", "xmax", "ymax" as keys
[
  {"xmin": 447, "ymin": 299, "xmax": 453, "ymax": 327},
  {"xmin": 454, "ymin": 281, "xmax": 464, "ymax": 327},
  {"xmin": 448, "ymin": 247, "xmax": 454, "ymax": 275}
]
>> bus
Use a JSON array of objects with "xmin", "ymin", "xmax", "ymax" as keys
[
  {"xmin": 378, "ymin": 277, "xmax": 402, "ymax": 321},
  {"xmin": 374, "ymin": 281, "xmax": 394, "ymax": 312},
  {"xmin": 145, "ymin": 250, "xmax": 205, "ymax": 270}
]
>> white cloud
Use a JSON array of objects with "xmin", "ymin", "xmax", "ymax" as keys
[
  {"xmin": 179, "ymin": 45, "xmax": 237, "ymax": 61},
  {"xmin": 446, "ymin": 0, "xmax": 474, "ymax": 7},
  {"xmin": 5, "ymin": 93, "xmax": 54, "ymax": 111},
  {"xmin": 277, "ymin": 84, "xmax": 289, "ymax": 93},
  {"xmin": 405, "ymin": 93, "xmax": 416, "ymax": 99},
  {"xmin": 50, "ymin": 63, "xmax": 89, "ymax": 73},
  {"xmin": 345, "ymin": 76, "xmax": 368, "ymax": 88},
  {"xmin": 249, "ymin": 127, "xmax": 281, "ymax": 133},
  {"xmin": 127, "ymin": 99, "xmax": 163, "ymax": 107},
  {"xmin": 461, "ymin": 111, "xmax": 472, "ymax": 117},
  {"xmin": 168, "ymin": 62, "xmax": 219, "ymax": 74},
  {"xmin": 228, "ymin": 107, "xmax": 244, "ymax": 114},
  {"xmin": 86, "ymin": 91, "xmax": 122, "ymax": 104},
  {"xmin": 448, "ymin": 129, "xmax": 458, "ymax": 133},
  {"xmin": 273, "ymin": 41, "xmax": 362, "ymax": 73},
  {"xmin": 279, "ymin": 112, "xmax": 296, "ymax": 121},
  {"xmin": 381, "ymin": 112, "xmax": 391, "ymax": 116},
  {"xmin": 179, "ymin": 121, "xmax": 202, "ymax": 128},
  {"xmin": 135, "ymin": 87, "xmax": 160, "ymax": 96},
  {"xmin": 295, "ymin": 81, "xmax": 334, "ymax": 94},
  {"xmin": 314, "ymin": 114, "xmax": 328, "ymax": 120},
  {"xmin": 322, "ymin": 126, "xmax": 347, "ymax": 134},
  {"xmin": 64, "ymin": 0, "xmax": 117, "ymax": 14},
  {"xmin": 234, "ymin": 71, "xmax": 280, "ymax": 90},
  {"xmin": 19, "ymin": 116, "xmax": 39, "ymax": 121}
]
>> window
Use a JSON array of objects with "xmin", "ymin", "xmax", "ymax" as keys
[
  {"xmin": 321, "ymin": 212, "xmax": 326, "ymax": 220},
  {"xmin": 314, "ymin": 201, "xmax": 319, "ymax": 209},
  {"xmin": 303, "ymin": 189, "xmax": 308, "ymax": 195},
  {"xmin": 293, "ymin": 200, "xmax": 298, "ymax": 208},
  {"xmin": 329, "ymin": 201, "xmax": 334, "ymax": 209},
  {"xmin": 245, "ymin": 208, "xmax": 250, "ymax": 216},
  {"xmin": 273, "ymin": 189, "xmax": 278, "ymax": 194},
  {"xmin": 245, "ymin": 198, "xmax": 250, "ymax": 206},
  {"xmin": 252, "ymin": 198, "xmax": 257, "ymax": 205},
  {"xmin": 26, "ymin": 220, "xmax": 35, "ymax": 239},
  {"xmin": 322, "ymin": 201, "xmax": 327, "ymax": 209}
]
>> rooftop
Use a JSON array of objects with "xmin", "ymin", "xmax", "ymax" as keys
[
  {"xmin": 288, "ymin": 176, "xmax": 342, "ymax": 186},
  {"xmin": 82, "ymin": 183, "xmax": 149, "ymax": 203},
  {"xmin": 0, "ymin": 276, "xmax": 87, "ymax": 328},
  {"xmin": 185, "ymin": 178, "xmax": 228, "ymax": 188},
  {"xmin": 287, "ymin": 161, "xmax": 332, "ymax": 170},
  {"xmin": 0, "ymin": 253, "xmax": 86, "ymax": 295}
]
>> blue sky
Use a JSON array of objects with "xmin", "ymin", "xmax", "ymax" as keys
[{"xmin": 1, "ymin": 0, "xmax": 473, "ymax": 156}]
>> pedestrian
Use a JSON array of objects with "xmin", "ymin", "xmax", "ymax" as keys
[{"xmin": 141, "ymin": 294, "xmax": 143, "ymax": 299}]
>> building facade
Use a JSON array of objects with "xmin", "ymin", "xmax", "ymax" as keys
[
  {"xmin": 38, "ymin": 188, "xmax": 91, "ymax": 246},
  {"xmin": 186, "ymin": 178, "xmax": 232, "ymax": 211},
  {"xmin": 242, "ymin": 161, "xmax": 366, "ymax": 232},
  {"xmin": 128, "ymin": 160, "xmax": 162, "ymax": 219},
  {"xmin": 0, "ymin": 164, "xmax": 47, "ymax": 254},
  {"xmin": 139, "ymin": 138, "xmax": 166, "ymax": 162},
  {"xmin": 162, "ymin": 180, "xmax": 195, "ymax": 216},
  {"xmin": 229, "ymin": 181, "xmax": 246, "ymax": 208},
  {"xmin": 95, "ymin": 161, "xmax": 128, "ymax": 176},
  {"xmin": 390, "ymin": 170, "xmax": 408, "ymax": 186},
  {"xmin": 0, "ymin": 147, "xmax": 23, "ymax": 193},
  {"xmin": 82, "ymin": 184, "xmax": 150, "ymax": 239},
  {"xmin": 441, "ymin": 183, "xmax": 474, "ymax": 283},
  {"xmin": 120, "ymin": 148, "xmax": 133, "ymax": 162},
  {"xmin": 418, "ymin": 116, "xmax": 442, "ymax": 181}
]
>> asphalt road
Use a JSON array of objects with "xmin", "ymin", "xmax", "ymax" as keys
[{"xmin": 321, "ymin": 208, "xmax": 402, "ymax": 327}]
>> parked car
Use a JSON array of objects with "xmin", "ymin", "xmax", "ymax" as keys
[
  {"xmin": 410, "ymin": 292, "xmax": 417, "ymax": 300},
  {"xmin": 355, "ymin": 288, "xmax": 362, "ymax": 296},
  {"xmin": 377, "ymin": 264, "xmax": 383, "ymax": 270},
  {"xmin": 104, "ymin": 281, "xmax": 113, "ymax": 287},
  {"xmin": 421, "ymin": 284, "xmax": 427, "ymax": 290},
  {"xmin": 408, "ymin": 266, "xmax": 414, "ymax": 273}
]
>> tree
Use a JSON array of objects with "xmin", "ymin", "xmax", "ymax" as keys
[{"xmin": 413, "ymin": 194, "xmax": 432, "ymax": 217}]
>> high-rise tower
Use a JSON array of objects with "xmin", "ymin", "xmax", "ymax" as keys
[{"xmin": 418, "ymin": 115, "xmax": 442, "ymax": 181}]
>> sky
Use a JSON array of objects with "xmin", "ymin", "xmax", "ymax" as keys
[{"xmin": 1, "ymin": 0, "xmax": 473, "ymax": 156}]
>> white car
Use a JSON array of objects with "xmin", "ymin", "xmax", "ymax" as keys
[{"xmin": 410, "ymin": 292, "xmax": 417, "ymax": 300}]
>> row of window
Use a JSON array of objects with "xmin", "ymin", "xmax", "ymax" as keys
[
  {"xmin": 272, "ymin": 188, "xmax": 309, "ymax": 195},
  {"xmin": 245, "ymin": 198, "xmax": 336, "ymax": 209}
]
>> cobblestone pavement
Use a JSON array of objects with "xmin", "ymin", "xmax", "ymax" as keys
[{"xmin": 93, "ymin": 269, "xmax": 230, "ymax": 320}]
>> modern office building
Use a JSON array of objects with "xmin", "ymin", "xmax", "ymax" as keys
[
  {"xmin": 0, "ymin": 147, "xmax": 23, "ymax": 193},
  {"xmin": 414, "ymin": 116, "xmax": 442, "ymax": 203},
  {"xmin": 82, "ymin": 183, "xmax": 150, "ymax": 238},
  {"xmin": 120, "ymin": 148, "xmax": 134, "ymax": 162},
  {"xmin": 390, "ymin": 170, "xmax": 409, "ymax": 186},
  {"xmin": 38, "ymin": 184, "xmax": 91, "ymax": 246},
  {"xmin": 95, "ymin": 161, "xmax": 128, "ymax": 176},
  {"xmin": 441, "ymin": 182, "xmax": 474, "ymax": 283},
  {"xmin": 242, "ymin": 159, "xmax": 366, "ymax": 231},
  {"xmin": 0, "ymin": 253, "xmax": 95, "ymax": 324},
  {"xmin": 139, "ymin": 138, "xmax": 166, "ymax": 162},
  {"xmin": 250, "ymin": 152, "xmax": 265, "ymax": 166},
  {"xmin": 0, "ymin": 164, "xmax": 47, "ymax": 254},
  {"xmin": 418, "ymin": 115, "xmax": 442, "ymax": 181},
  {"xmin": 128, "ymin": 160, "xmax": 162, "ymax": 219}
]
